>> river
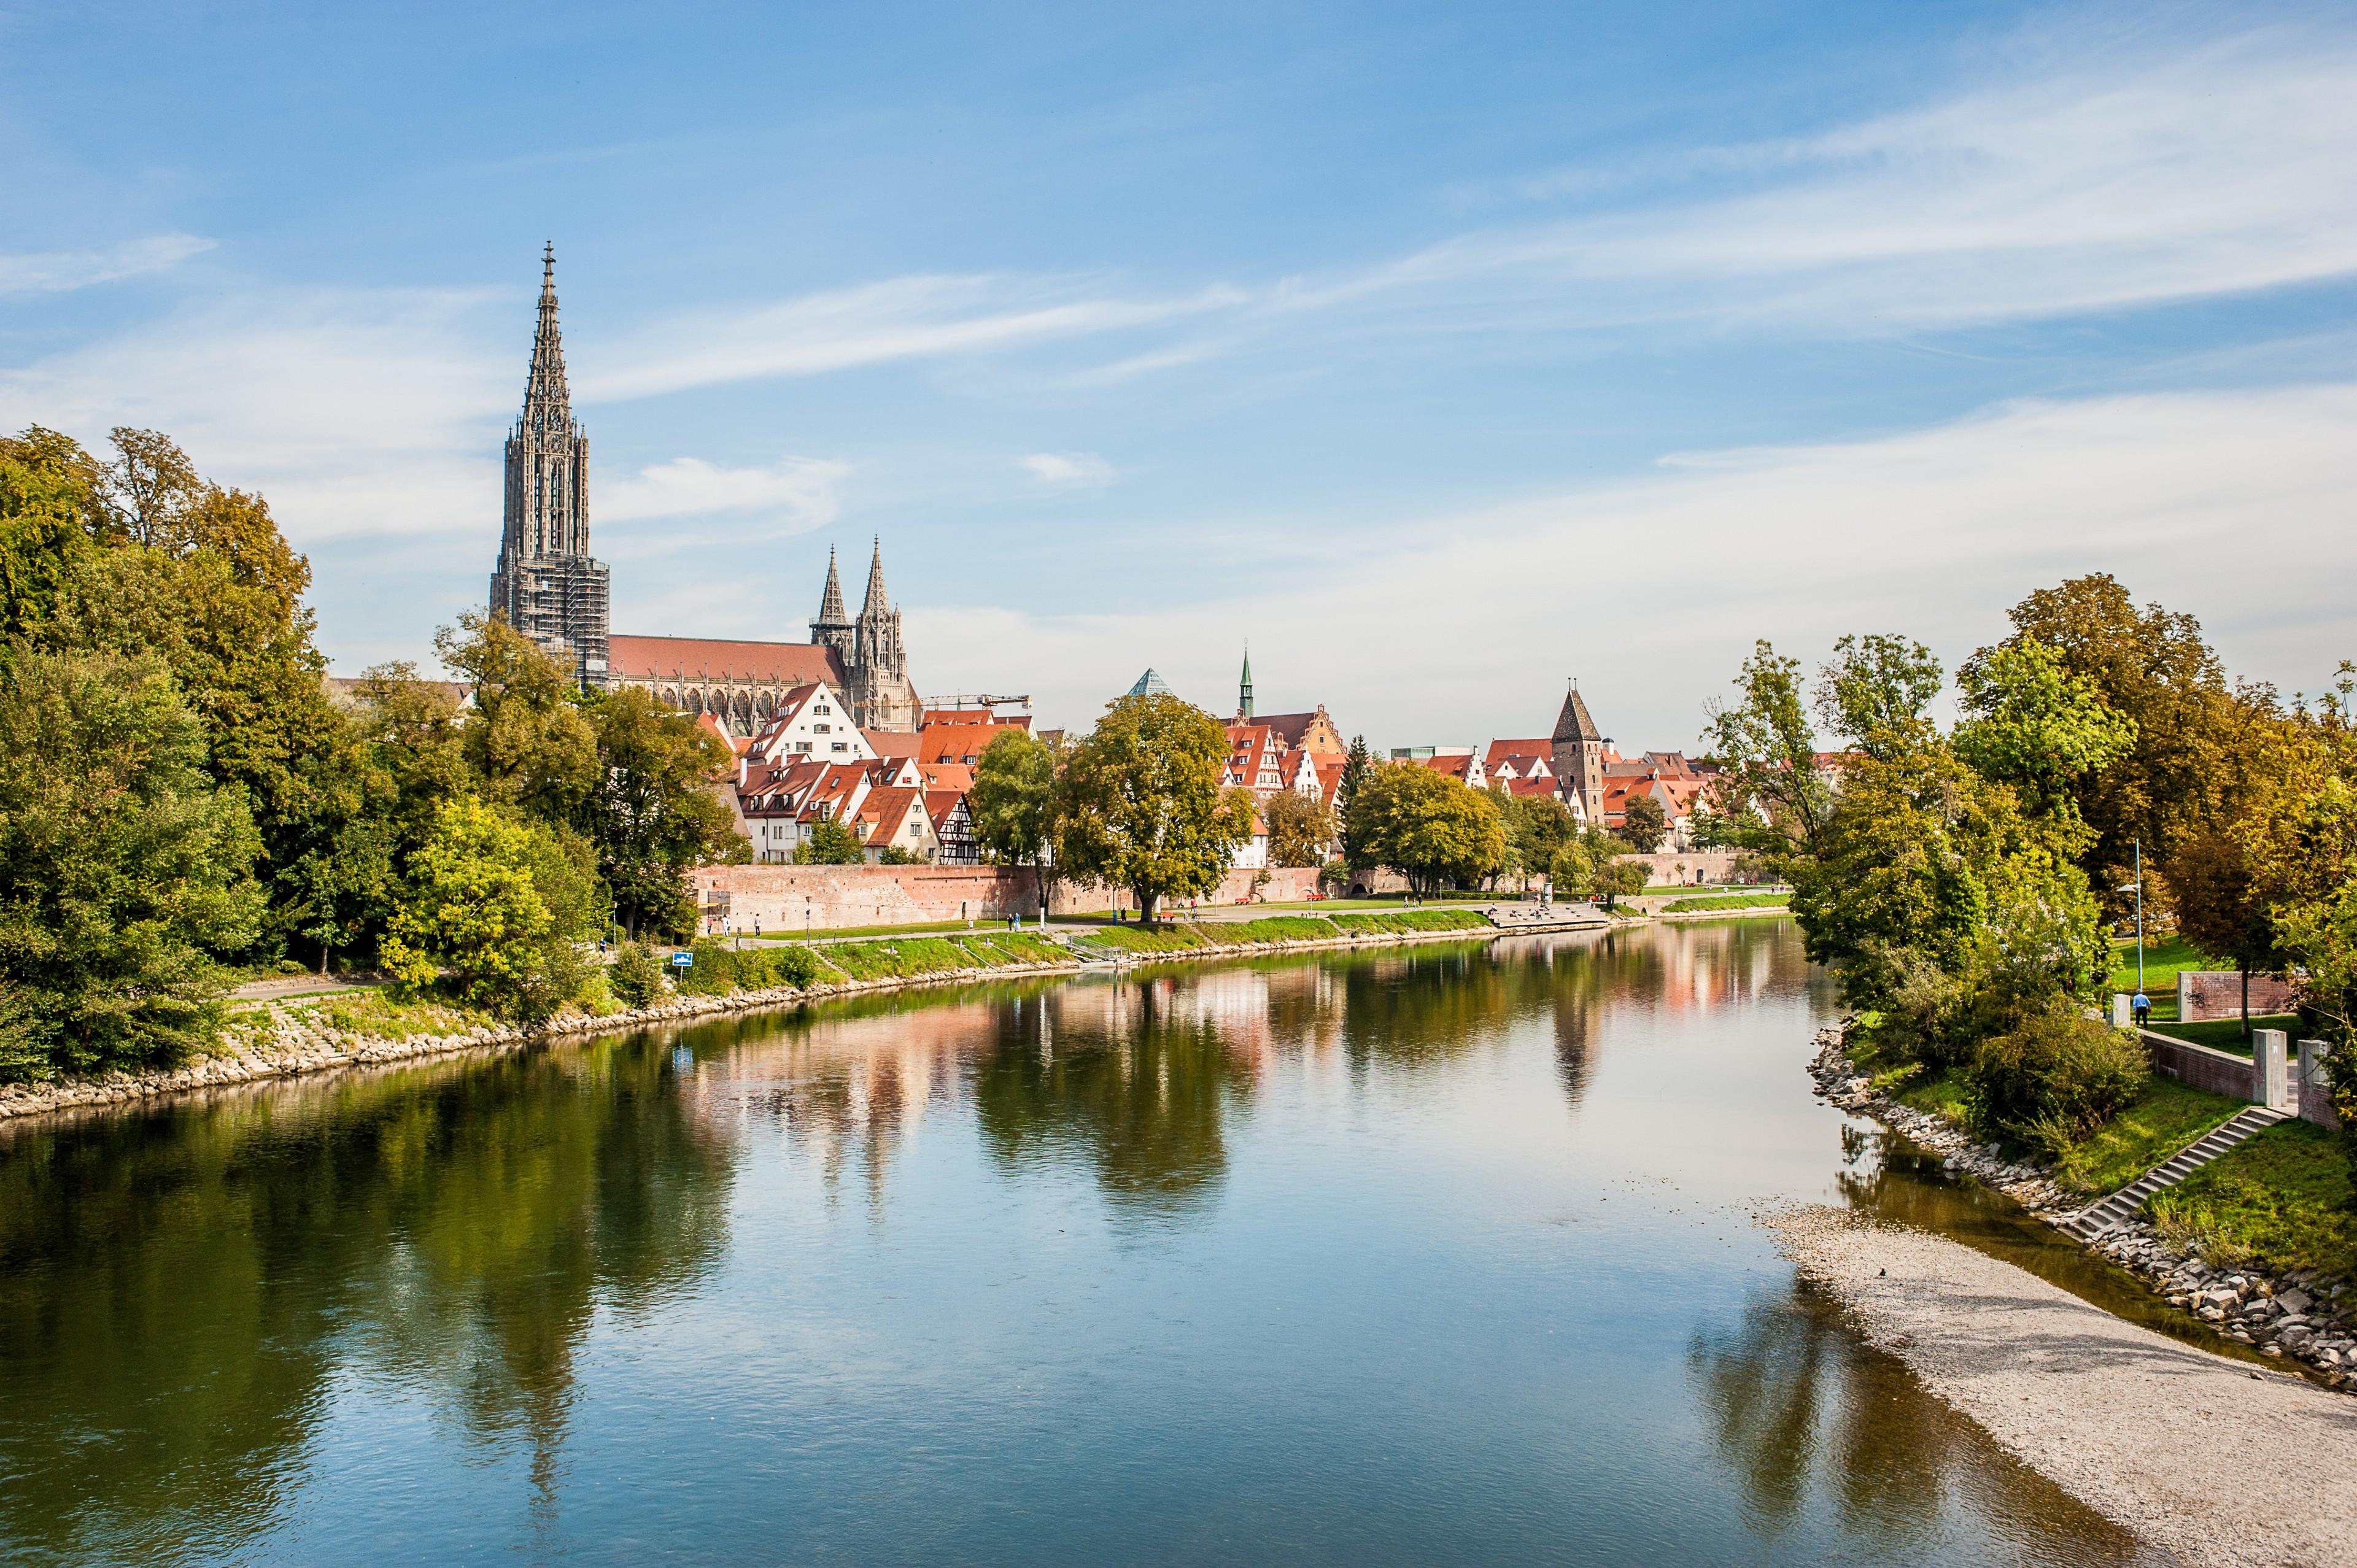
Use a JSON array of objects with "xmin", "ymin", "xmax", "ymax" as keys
[{"xmin": 0, "ymin": 919, "xmax": 2173, "ymax": 1565}]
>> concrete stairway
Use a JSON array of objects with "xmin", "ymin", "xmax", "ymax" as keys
[{"xmin": 2057, "ymin": 1106, "xmax": 2292, "ymax": 1240}]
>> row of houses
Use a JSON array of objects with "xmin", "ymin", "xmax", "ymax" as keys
[
  {"xmin": 703, "ymin": 663, "xmax": 1724, "ymax": 870},
  {"xmin": 706, "ymin": 682, "xmax": 1024, "ymax": 864},
  {"xmin": 1389, "ymin": 685, "xmax": 1722, "ymax": 847}
]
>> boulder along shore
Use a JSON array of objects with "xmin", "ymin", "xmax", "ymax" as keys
[{"xmin": 1808, "ymin": 1019, "xmax": 2357, "ymax": 1388}]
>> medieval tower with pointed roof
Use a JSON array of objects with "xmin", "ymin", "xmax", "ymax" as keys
[
  {"xmin": 489, "ymin": 245, "xmax": 610, "ymax": 687},
  {"xmin": 1551, "ymin": 681, "xmax": 1611, "ymax": 827}
]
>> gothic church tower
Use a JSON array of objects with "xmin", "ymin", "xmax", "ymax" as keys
[
  {"xmin": 489, "ymin": 245, "xmax": 610, "ymax": 687},
  {"xmin": 844, "ymin": 538, "xmax": 918, "ymax": 728}
]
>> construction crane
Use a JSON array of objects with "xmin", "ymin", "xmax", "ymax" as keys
[{"xmin": 920, "ymin": 692, "xmax": 1032, "ymax": 718}]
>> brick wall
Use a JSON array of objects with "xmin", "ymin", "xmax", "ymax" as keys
[{"xmin": 2176, "ymin": 970, "xmax": 2299, "ymax": 1022}]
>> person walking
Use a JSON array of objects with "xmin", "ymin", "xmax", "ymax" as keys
[{"xmin": 2132, "ymin": 990, "xmax": 2152, "ymax": 1029}]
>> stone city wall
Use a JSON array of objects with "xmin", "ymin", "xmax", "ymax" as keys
[{"xmin": 687, "ymin": 863, "xmax": 1327, "ymax": 932}]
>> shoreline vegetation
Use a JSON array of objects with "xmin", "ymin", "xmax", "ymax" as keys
[
  {"xmin": 1809, "ymin": 1018, "xmax": 2357, "ymax": 1389},
  {"xmin": 0, "ymin": 908, "xmax": 1518, "ymax": 1124}
]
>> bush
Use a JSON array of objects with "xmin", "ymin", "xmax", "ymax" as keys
[
  {"xmin": 1959, "ymin": 1003, "xmax": 2148, "ymax": 1156},
  {"xmin": 609, "ymin": 942, "xmax": 665, "ymax": 1008},
  {"xmin": 673, "ymin": 941, "xmax": 826, "ymax": 995}
]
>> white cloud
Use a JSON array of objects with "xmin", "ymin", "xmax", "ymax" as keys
[
  {"xmin": 1347, "ymin": 23, "xmax": 2357, "ymax": 333},
  {"xmin": 911, "ymin": 382, "xmax": 2357, "ymax": 745},
  {"xmin": 602, "ymin": 454, "xmax": 848, "ymax": 529},
  {"xmin": 582, "ymin": 275, "xmax": 1244, "ymax": 403},
  {"xmin": 1020, "ymin": 451, "xmax": 1113, "ymax": 489},
  {"xmin": 0, "ymin": 233, "xmax": 215, "ymax": 295},
  {"xmin": 0, "ymin": 287, "xmax": 508, "ymax": 544}
]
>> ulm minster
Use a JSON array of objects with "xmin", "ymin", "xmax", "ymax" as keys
[{"xmin": 490, "ymin": 246, "xmax": 921, "ymax": 734}]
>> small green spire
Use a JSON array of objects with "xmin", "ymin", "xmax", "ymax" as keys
[{"xmin": 1238, "ymin": 645, "xmax": 1253, "ymax": 719}]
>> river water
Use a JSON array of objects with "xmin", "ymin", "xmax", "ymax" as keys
[{"xmin": 0, "ymin": 920, "xmax": 2172, "ymax": 1566}]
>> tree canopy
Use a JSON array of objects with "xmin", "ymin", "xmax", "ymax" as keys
[
  {"xmin": 1056, "ymin": 694, "xmax": 1251, "ymax": 922},
  {"xmin": 1344, "ymin": 764, "xmax": 1505, "ymax": 898}
]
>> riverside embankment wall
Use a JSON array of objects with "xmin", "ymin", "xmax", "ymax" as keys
[{"xmin": 687, "ymin": 865, "xmax": 1327, "ymax": 932}]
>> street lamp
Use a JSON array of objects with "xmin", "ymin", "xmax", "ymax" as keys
[{"xmin": 2116, "ymin": 837, "xmax": 2144, "ymax": 995}]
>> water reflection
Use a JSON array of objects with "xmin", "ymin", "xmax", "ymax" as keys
[
  {"xmin": 0, "ymin": 918, "xmax": 2158, "ymax": 1566},
  {"xmin": 1688, "ymin": 1283, "xmax": 2154, "ymax": 1564},
  {"xmin": 0, "ymin": 1040, "xmax": 735, "ymax": 1564}
]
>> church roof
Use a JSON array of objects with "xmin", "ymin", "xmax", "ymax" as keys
[
  {"xmin": 607, "ymin": 634, "xmax": 846, "ymax": 688},
  {"xmin": 861, "ymin": 538, "xmax": 890, "ymax": 617},
  {"xmin": 1128, "ymin": 668, "xmax": 1173, "ymax": 698},
  {"xmin": 1552, "ymin": 685, "xmax": 1604, "ymax": 745}
]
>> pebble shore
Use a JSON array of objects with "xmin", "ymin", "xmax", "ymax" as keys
[{"xmin": 1807, "ymin": 1019, "xmax": 2357, "ymax": 1389}]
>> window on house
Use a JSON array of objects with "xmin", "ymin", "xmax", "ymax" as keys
[{"xmin": 831, "ymin": 742, "xmax": 848, "ymax": 752}]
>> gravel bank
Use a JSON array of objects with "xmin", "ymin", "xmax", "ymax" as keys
[{"xmin": 1770, "ymin": 1205, "xmax": 2357, "ymax": 1567}]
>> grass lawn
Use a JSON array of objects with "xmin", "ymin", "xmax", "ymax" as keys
[
  {"xmin": 2049, "ymin": 1078, "xmax": 2250, "ymax": 1197},
  {"xmin": 2105, "ymin": 933, "xmax": 2232, "ymax": 1021},
  {"xmin": 2148, "ymin": 1119, "xmax": 2357, "ymax": 1280},
  {"xmin": 1077, "ymin": 909, "xmax": 1489, "ymax": 956},
  {"xmin": 1657, "ymin": 892, "xmax": 1790, "ymax": 914},
  {"xmin": 805, "ymin": 932, "xmax": 1070, "ymax": 981},
  {"xmin": 2141, "ymin": 1014, "xmax": 2301, "ymax": 1056}
]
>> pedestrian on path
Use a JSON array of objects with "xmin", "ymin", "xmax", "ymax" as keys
[{"xmin": 2132, "ymin": 990, "xmax": 2151, "ymax": 1027}]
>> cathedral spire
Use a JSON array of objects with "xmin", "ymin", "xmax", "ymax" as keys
[
  {"xmin": 860, "ymin": 536, "xmax": 889, "ymax": 616},
  {"xmin": 816, "ymin": 546, "xmax": 847, "ymax": 625},
  {"xmin": 525, "ymin": 242, "xmax": 570, "ymax": 414}
]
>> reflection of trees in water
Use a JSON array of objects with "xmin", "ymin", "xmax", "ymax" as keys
[
  {"xmin": 1688, "ymin": 1283, "xmax": 2149, "ymax": 1561},
  {"xmin": 0, "ymin": 1038, "xmax": 736, "ymax": 1561},
  {"xmin": 971, "ymin": 981, "xmax": 1258, "ymax": 1221}
]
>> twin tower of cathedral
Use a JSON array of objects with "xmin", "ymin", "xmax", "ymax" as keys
[{"xmin": 487, "ymin": 248, "xmax": 917, "ymax": 729}]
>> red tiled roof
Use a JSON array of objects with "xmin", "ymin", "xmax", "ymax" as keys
[
  {"xmin": 912, "ymin": 726, "xmax": 1012, "ymax": 766},
  {"xmin": 853, "ymin": 786, "xmax": 924, "ymax": 847},
  {"xmin": 1485, "ymin": 738, "xmax": 1553, "ymax": 767},
  {"xmin": 608, "ymin": 634, "xmax": 845, "ymax": 687}
]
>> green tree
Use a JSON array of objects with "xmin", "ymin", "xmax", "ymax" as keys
[
  {"xmin": 607, "ymin": 941, "xmax": 665, "ymax": 1008},
  {"xmin": 0, "ymin": 427, "xmax": 101, "ymax": 655},
  {"xmin": 1817, "ymin": 633, "xmax": 1943, "ymax": 759},
  {"xmin": 1976, "ymin": 574, "xmax": 2240, "ymax": 921},
  {"xmin": 1617, "ymin": 794, "xmax": 1668, "ymax": 852},
  {"xmin": 1262, "ymin": 789, "xmax": 1333, "ymax": 868},
  {"xmin": 1336, "ymin": 734, "xmax": 1374, "ymax": 867},
  {"xmin": 380, "ymin": 797, "xmax": 598, "ymax": 1022},
  {"xmin": 1552, "ymin": 828, "xmax": 1638, "ymax": 908},
  {"xmin": 580, "ymin": 686, "xmax": 743, "ymax": 938},
  {"xmin": 436, "ymin": 612, "xmax": 599, "ymax": 825},
  {"xmin": 2164, "ymin": 828, "xmax": 2278, "ymax": 1040},
  {"xmin": 1953, "ymin": 637, "xmax": 2132, "ymax": 832},
  {"xmin": 1345, "ymin": 764, "xmax": 1506, "ymax": 898},
  {"xmin": 1498, "ymin": 790, "xmax": 1574, "ymax": 887},
  {"xmin": 794, "ymin": 815, "xmax": 868, "ymax": 865},
  {"xmin": 0, "ymin": 651, "xmax": 263, "ymax": 1081},
  {"xmin": 1695, "ymin": 640, "xmax": 1833, "ymax": 871},
  {"xmin": 969, "ymin": 726, "xmax": 1067, "ymax": 907},
  {"xmin": 1056, "ymin": 693, "xmax": 1253, "ymax": 922}
]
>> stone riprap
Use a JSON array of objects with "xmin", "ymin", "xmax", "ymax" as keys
[{"xmin": 1808, "ymin": 1021, "xmax": 2357, "ymax": 1390}]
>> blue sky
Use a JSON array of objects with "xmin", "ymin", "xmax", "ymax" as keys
[{"xmin": 4, "ymin": 1, "xmax": 2354, "ymax": 746}]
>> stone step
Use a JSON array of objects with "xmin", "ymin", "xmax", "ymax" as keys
[{"xmin": 2056, "ymin": 1106, "xmax": 2292, "ymax": 1238}]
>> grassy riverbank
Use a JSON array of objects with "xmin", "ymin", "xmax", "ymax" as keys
[
  {"xmin": 2149, "ymin": 1119, "xmax": 2357, "ymax": 1280},
  {"xmin": 1075, "ymin": 909, "xmax": 1490, "ymax": 955},
  {"xmin": 1842, "ymin": 1013, "xmax": 2252, "ymax": 1199}
]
